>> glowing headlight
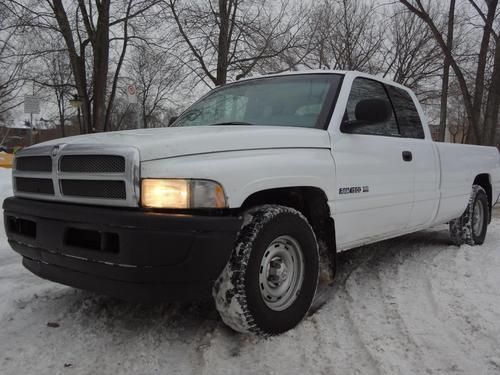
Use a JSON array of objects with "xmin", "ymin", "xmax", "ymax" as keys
[{"xmin": 141, "ymin": 179, "xmax": 227, "ymax": 209}]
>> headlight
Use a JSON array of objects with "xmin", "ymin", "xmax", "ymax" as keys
[{"xmin": 141, "ymin": 179, "xmax": 227, "ymax": 209}]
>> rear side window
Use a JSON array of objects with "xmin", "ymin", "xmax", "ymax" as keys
[
  {"xmin": 343, "ymin": 78, "xmax": 399, "ymax": 137},
  {"xmin": 387, "ymin": 86, "xmax": 425, "ymax": 139}
]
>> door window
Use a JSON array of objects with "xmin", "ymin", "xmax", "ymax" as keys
[
  {"xmin": 387, "ymin": 86, "xmax": 425, "ymax": 139},
  {"xmin": 343, "ymin": 78, "xmax": 399, "ymax": 137}
]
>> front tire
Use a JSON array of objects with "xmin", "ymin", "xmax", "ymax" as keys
[
  {"xmin": 213, "ymin": 205, "xmax": 319, "ymax": 335},
  {"xmin": 449, "ymin": 185, "xmax": 489, "ymax": 246}
]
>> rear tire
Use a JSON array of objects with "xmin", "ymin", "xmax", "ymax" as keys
[
  {"xmin": 213, "ymin": 205, "xmax": 319, "ymax": 335},
  {"xmin": 449, "ymin": 185, "xmax": 489, "ymax": 246}
]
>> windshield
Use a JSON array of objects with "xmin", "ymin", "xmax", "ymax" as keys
[{"xmin": 172, "ymin": 74, "xmax": 343, "ymax": 129}]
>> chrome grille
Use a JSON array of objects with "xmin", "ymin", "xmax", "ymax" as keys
[
  {"xmin": 60, "ymin": 155, "xmax": 125, "ymax": 173},
  {"xmin": 12, "ymin": 144, "xmax": 140, "ymax": 207}
]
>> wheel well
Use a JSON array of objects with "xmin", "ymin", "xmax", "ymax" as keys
[
  {"xmin": 474, "ymin": 174, "xmax": 492, "ymax": 220},
  {"xmin": 241, "ymin": 187, "xmax": 336, "ymax": 273}
]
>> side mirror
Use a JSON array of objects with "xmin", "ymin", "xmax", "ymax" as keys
[{"xmin": 168, "ymin": 116, "xmax": 178, "ymax": 126}]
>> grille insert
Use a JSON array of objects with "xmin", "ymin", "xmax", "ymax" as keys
[
  {"xmin": 60, "ymin": 155, "xmax": 125, "ymax": 173},
  {"xmin": 16, "ymin": 177, "xmax": 54, "ymax": 195},
  {"xmin": 16, "ymin": 156, "xmax": 52, "ymax": 172},
  {"xmin": 60, "ymin": 179, "xmax": 126, "ymax": 199}
]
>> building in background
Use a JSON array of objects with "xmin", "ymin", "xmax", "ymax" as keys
[{"xmin": 0, "ymin": 116, "xmax": 80, "ymax": 152}]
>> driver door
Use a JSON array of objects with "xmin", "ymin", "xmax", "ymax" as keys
[{"xmin": 332, "ymin": 78, "xmax": 414, "ymax": 249}]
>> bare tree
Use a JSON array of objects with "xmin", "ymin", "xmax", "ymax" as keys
[
  {"xmin": 166, "ymin": 0, "xmax": 313, "ymax": 87},
  {"xmin": 0, "ymin": 2, "xmax": 26, "ymax": 118},
  {"xmin": 481, "ymin": 6, "xmax": 500, "ymax": 145},
  {"xmin": 437, "ymin": 0, "xmax": 455, "ymax": 142},
  {"xmin": 107, "ymin": 97, "xmax": 138, "ymax": 131},
  {"xmin": 26, "ymin": 0, "xmax": 163, "ymax": 133},
  {"xmin": 31, "ymin": 45, "xmax": 74, "ymax": 137},
  {"xmin": 381, "ymin": 6, "xmax": 443, "ymax": 101},
  {"xmin": 399, "ymin": 0, "xmax": 499, "ymax": 145},
  {"xmin": 308, "ymin": 0, "xmax": 384, "ymax": 73},
  {"xmin": 447, "ymin": 80, "xmax": 469, "ymax": 143},
  {"xmin": 125, "ymin": 45, "xmax": 184, "ymax": 129}
]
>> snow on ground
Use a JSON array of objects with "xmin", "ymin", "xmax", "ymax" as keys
[{"xmin": 0, "ymin": 166, "xmax": 499, "ymax": 375}]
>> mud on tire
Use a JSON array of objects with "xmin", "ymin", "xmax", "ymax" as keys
[
  {"xmin": 449, "ymin": 185, "xmax": 489, "ymax": 246},
  {"xmin": 212, "ymin": 205, "xmax": 319, "ymax": 335}
]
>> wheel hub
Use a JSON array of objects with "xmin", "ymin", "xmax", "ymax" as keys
[
  {"xmin": 258, "ymin": 235, "xmax": 305, "ymax": 311},
  {"xmin": 268, "ymin": 258, "xmax": 289, "ymax": 286}
]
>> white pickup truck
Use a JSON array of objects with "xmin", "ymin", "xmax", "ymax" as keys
[{"xmin": 3, "ymin": 71, "xmax": 500, "ymax": 335}]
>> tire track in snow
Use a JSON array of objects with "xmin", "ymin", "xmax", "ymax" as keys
[
  {"xmin": 337, "ymin": 250, "xmax": 384, "ymax": 375},
  {"xmin": 341, "ymin": 249, "xmax": 426, "ymax": 374},
  {"xmin": 382, "ymin": 236, "xmax": 474, "ymax": 374},
  {"xmin": 428, "ymin": 224, "xmax": 500, "ymax": 373}
]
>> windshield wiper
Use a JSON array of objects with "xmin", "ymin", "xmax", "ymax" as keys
[{"xmin": 209, "ymin": 121, "xmax": 254, "ymax": 126}]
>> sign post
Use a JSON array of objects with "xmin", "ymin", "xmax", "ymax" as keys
[
  {"xmin": 126, "ymin": 84, "xmax": 140, "ymax": 128},
  {"xmin": 69, "ymin": 95, "xmax": 83, "ymax": 134},
  {"xmin": 127, "ymin": 84, "xmax": 138, "ymax": 104},
  {"xmin": 24, "ymin": 95, "xmax": 41, "ymax": 145}
]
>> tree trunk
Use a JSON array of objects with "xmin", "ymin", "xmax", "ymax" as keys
[
  {"xmin": 81, "ymin": 93, "xmax": 92, "ymax": 134},
  {"xmin": 60, "ymin": 116, "xmax": 65, "ymax": 137},
  {"xmin": 483, "ymin": 39, "xmax": 500, "ymax": 146},
  {"xmin": 216, "ymin": 0, "xmax": 231, "ymax": 86},
  {"xmin": 51, "ymin": 0, "xmax": 92, "ymax": 133},
  {"xmin": 465, "ymin": 0, "xmax": 498, "ymax": 144},
  {"xmin": 91, "ymin": 0, "xmax": 111, "ymax": 132},
  {"xmin": 103, "ymin": 0, "xmax": 132, "ymax": 132},
  {"xmin": 438, "ymin": 0, "xmax": 455, "ymax": 142},
  {"xmin": 59, "ymin": 95, "xmax": 66, "ymax": 137},
  {"xmin": 142, "ymin": 104, "xmax": 148, "ymax": 129}
]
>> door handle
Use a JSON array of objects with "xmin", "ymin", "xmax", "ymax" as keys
[{"xmin": 402, "ymin": 151, "xmax": 413, "ymax": 162}]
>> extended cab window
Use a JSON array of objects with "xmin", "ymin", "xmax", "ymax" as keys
[
  {"xmin": 172, "ymin": 75, "xmax": 342, "ymax": 129},
  {"xmin": 342, "ymin": 78, "xmax": 399, "ymax": 137},
  {"xmin": 387, "ymin": 86, "xmax": 425, "ymax": 139}
]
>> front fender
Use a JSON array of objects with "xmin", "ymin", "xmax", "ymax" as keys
[{"xmin": 140, "ymin": 148, "xmax": 336, "ymax": 208}]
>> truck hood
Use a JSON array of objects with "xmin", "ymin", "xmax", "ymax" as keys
[{"xmin": 32, "ymin": 126, "xmax": 331, "ymax": 161}]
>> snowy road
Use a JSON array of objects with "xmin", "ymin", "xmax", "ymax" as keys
[{"xmin": 1, "ymin": 167, "xmax": 499, "ymax": 375}]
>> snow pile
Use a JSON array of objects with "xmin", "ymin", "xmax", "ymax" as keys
[
  {"xmin": 0, "ymin": 170, "xmax": 500, "ymax": 374},
  {"xmin": 0, "ymin": 167, "xmax": 12, "ymax": 198}
]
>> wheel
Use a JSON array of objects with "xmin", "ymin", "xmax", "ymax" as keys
[
  {"xmin": 213, "ymin": 205, "xmax": 319, "ymax": 335},
  {"xmin": 449, "ymin": 185, "xmax": 489, "ymax": 246}
]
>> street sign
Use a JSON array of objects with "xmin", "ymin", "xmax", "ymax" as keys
[
  {"xmin": 127, "ymin": 84, "xmax": 138, "ymax": 104},
  {"xmin": 24, "ymin": 95, "xmax": 40, "ymax": 114}
]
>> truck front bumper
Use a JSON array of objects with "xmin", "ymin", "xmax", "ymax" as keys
[{"xmin": 3, "ymin": 197, "xmax": 242, "ymax": 302}]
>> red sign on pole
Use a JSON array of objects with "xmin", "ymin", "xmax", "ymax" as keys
[{"xmin": 127, "ymin": 84, "xmax": 137, "ymax": 104}]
